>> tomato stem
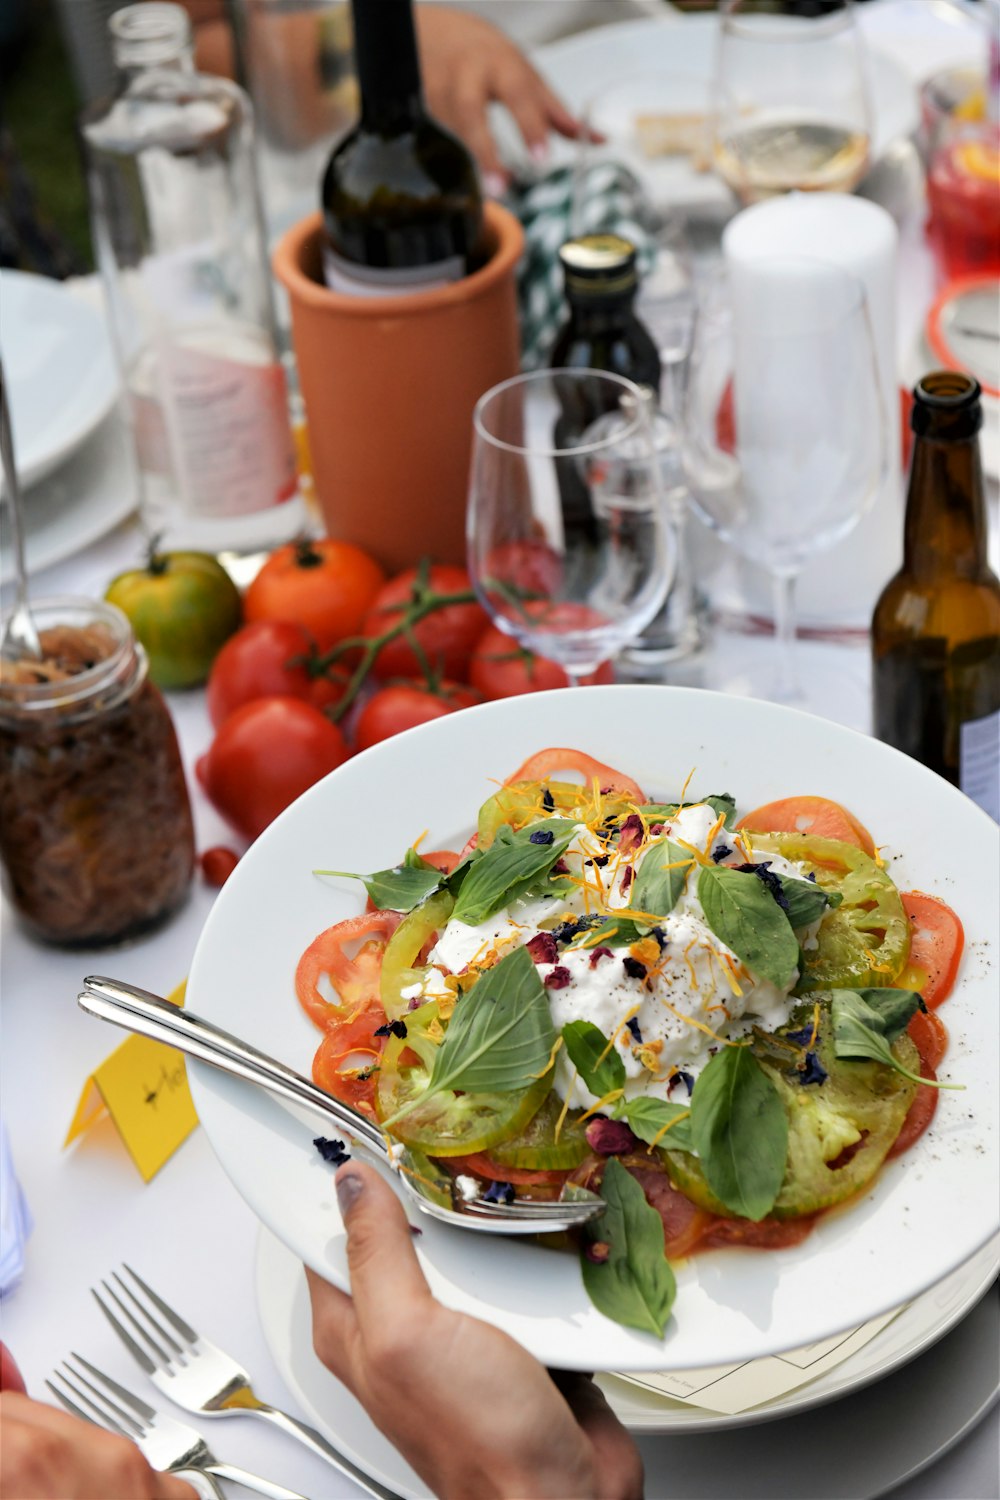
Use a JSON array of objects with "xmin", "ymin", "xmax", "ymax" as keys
[{"xmin": 314, "ymin": 585, "xmax": 479, "ymax": 722}]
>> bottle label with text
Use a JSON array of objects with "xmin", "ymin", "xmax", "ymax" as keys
[{"xmin": 322, "ymin": 244, "xmax": 464, "ymax": 297}]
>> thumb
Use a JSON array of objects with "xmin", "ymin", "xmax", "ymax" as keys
[{"xmin": 335, "ymin": 1161, "xmax": 432, "ymax": 1340}]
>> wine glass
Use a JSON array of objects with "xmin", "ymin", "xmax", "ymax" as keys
[
  {"xmin": 682, "ymin": 257, "xmax": 886, "ymax": 702},
  {"xmin": 712, "ymin": 0, "xmax": 873, "ymax": 203},
  {"xmin": 467, "ymin": 370, "xmax": 676, "ymax": 686}
]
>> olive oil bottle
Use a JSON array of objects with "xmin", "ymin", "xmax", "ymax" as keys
[{"xmin": 871, "ymin": 372, "xmax": 1000, "ymax": 820}]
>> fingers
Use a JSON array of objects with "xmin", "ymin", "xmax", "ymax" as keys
[
  {"xmin": 307, "ymin": 1162, "xmax": 433, "ymax": 1392},
  {"xmin": 548, "ymin": 1372, "xmax": 645, "ymax": 1500}
]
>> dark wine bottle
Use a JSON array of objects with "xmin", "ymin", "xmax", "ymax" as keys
[
  {"xmin": 320, "ymin": 0, "xmax": 483, "ymax": 295},
  {"xmin": 871, "ymin": 372, "xmax": 1000, "ymax": 820},
  {"xmin": 548, "ymin": 235, "xmax": 661, "ymax": 545}
]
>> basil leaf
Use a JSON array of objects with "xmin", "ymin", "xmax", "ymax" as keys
[
  {"xmin": 830, "ymin": 989, "xmax": 959, "ymax": 1089},
  {"xmin": 581, "ymin": 1157, "xmax": 676, "ymax": 1336},
  {"xmin": 622, "ymin": 1097, "xmax": 694, "ymax": 1153},
  {"xmin": 562, "ymin": 1020, "xmax": 626, "ymax": 1098},
  {"xmin": 425, "ymin": 945, "xmax": 556, "ymax": 1095},
  {"xmin": 629, "ymin": 839, "xmax": 693, "ymax": 921},
  {"xmin": 777, "ymin": 874, "xmax": 842, "ymax": 930},
  {"xmin": 638, "ymin": 793, "xmax": 736, "ymax": 827},
  {"xmin": 450, "ymin": 818, "xmax": 577, "ymax": 925},
  {"xmin": 690, "ymin": 1047, "xmax": 789, "ymax": 1220},
  {"xmin": 580, "ymin": 916, "xmax": 646, "ymax": 948},
  {"xmin": 314, "ymin": 846, "xmax": 442, "ymax": 912},
  {"xmin": 697, "ymin": 865, "xmax": 800, "ymax": 989}
]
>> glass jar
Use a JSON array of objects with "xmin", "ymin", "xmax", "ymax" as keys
[{"xmin": 0, "ymin": 597, "xmax": 195, "ymax": 947}]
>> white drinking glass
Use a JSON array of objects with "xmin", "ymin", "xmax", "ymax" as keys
[
  {"xmin": 682, "ymin": 257, "xmax": 886, "ymax": 701},
  {"xmin": 467, "ymin": 370, "xmax": 676, "ymax": 686}
]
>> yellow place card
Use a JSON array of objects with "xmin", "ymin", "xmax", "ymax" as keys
[{"xmin": 65, "ymin": 982, "xmax": 198, "ymax": 1182}]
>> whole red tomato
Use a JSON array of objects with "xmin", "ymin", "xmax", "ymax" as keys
[
  {"xmin": 196, "ymin": 697, "xmax": 350, "ymax": 841},
  {"xmin": 354, "ymin": 682, "xmax": 481, "ymax": 751},
  {"xmin": 206, "ymin": 620, "xmax": 347, "ymax": 728},
  {"xmin": 470, "ymin": 625, "xmax": 614, "ymax": 698},
  {"xmin": 244, "ymin": 539, "xmax": 386, "ymax": 652},
  {"xmin": 362, "ymin": 565, "xmax": 488, "ymax": 682}
]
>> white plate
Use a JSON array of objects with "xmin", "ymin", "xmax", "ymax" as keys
[
  {"xmin": 0, "ymin": 270, "xmax": 120, "ymax": 489},
  {"xmin": 255, "ymin": 1225, "xmax": 999, "ymax": 1500},
  {"xmin": 529, "ymin": 15, "xmax": 918, "ymax": 214},
  {"xmin": 0, "ymin": 407, "xmax": 138, "ymax": 586},
  {"xmin": 187, "ymin": 687, "xmax": 1000, "ymax": 1373}
]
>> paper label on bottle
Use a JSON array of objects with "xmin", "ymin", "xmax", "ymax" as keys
[
  {"xmin": 322, "ymin": 243, "xmax": 464, "ymax": 297},
  {"xmin": 960, "ymin": 708, "xmax": 1000, "ymax": 822},
  {"xmin": 157, "ymin": 330, "xmax": 298, "ymax": 517}
]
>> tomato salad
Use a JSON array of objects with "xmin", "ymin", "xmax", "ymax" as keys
[{"xmin": 296, "ymin": 750, "xmax": 964, "ymax": 1336}]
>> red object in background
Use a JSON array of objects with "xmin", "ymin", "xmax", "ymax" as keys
[
  {"xmin": 926, "ymin": 128, "xmax": 1000, "ymax": 284},
  {"xmin": 1, "ymin": 1342, "xmax": 27, "ymax": 1393}
]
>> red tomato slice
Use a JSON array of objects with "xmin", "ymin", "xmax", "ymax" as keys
[
  {"xmin": 735, "ymin": 796, "xmax": 875, "ymax": 856},
  {"xmin": 888, "ymin": 1009, "xmax": 949, "ymax": 1158},
  {"xmin": 312, "ymin": 1003, "xmax": 386, "ymax": 1117},
  {"xmin": 420, "ymin": 849, "xmax": 461, "ymax": 874},
  {"xmin": 899, "ymin": 892, "xmax": 965, "ymax": 1008},
  {"xmin": 296, "ymin": 910, "xmax": 401, "ymax": 1032},
  {"xmin": 447, "ymin": 1152, "xmax": 570, "ymax": 1188},
  {"xmin": 504, "ymin": 749, "xmax": 645, "ymax": 801}
]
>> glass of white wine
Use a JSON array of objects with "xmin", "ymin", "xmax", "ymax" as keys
[{"xmin": 712, "ymin": 0, "xmax": 872, "ymax": 203}]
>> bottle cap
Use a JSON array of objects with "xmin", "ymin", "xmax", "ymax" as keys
[
  {"xmin": 911, "ymin": 371, "xmax": 982, "ymax": 440},
  {"xmin": 110, "ymin": 3, "xmax": 191, "ymax": 69},
  {"xmin": 559, "ymin": 235, "xmax": 639, "ymax": 298}
]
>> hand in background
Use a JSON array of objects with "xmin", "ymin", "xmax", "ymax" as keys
[
  {"xmin": 0, "ymin": 1391, "xmax": 198, "ymax": 1500},
  {"xmin": 306, "ymin": 1161, "xmax": 644, "ymax": 1500},
  {"xmin": 415, "ymin": 5, "xmax": 589, "ymax": 193}
]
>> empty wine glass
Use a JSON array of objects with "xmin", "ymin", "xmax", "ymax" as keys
[
  {"xmin": 467, "ymin": 370, "xmax": 676, "ymax": 686},
  {"xmin": 713, "ymin": 0, "xmax": 873, "ymax": 203},
  {"xmin": 682, "ymin": 257, "xmax": 886, "ymax": 702}
]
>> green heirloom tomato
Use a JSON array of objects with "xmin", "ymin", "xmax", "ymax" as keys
[
  {"xmin": 748, "ymin": 833, "xmax": 910, "ymax": 991},
  {"xmin": 380, "ymin": 890, "xmax": 455, "ymax": 1020},
  {"xmin": 106, "ymin": 551, "xmax": 242, "ymax": 690},
  {"xmin": 375, "ymin": 1001, "xmax": 551, "ymax": 1156},
  {"xmin": 663, "ymin": 1004, "xmax": 918, "ymax": 1220},
  {"xmin": 489, "ymin": 1092, "xmax": 591, "ymax": 1171},
  {"xmin": 477, "ymin": 779, "xmax": 634, "ymax": 847}
]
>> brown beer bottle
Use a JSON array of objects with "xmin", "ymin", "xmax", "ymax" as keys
[{"xmin": 871, "ymin": 372, "xmax": 1000, "ymax": 820}]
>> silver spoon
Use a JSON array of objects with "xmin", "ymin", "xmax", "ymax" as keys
[
  {"xmin": 78, "ymin": 976, "xmax": 605, "ymax": 1235},
  {"xmin": 0, "ymin": 356, "xmax": 43, "ymax": 661}
]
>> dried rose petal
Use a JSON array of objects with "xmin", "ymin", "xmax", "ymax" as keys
[
  {"xmin": 588, "ymin": 945, "xmax": 613, "ymax": 968},
  {"xmin": 618, "ymin": 813, "xmax": 645, "ymax": 854},
  {"xmin": 544, "ymin": 966, "xmax": 572, "ymax": 990},
  {"xmin": 526, "ymin": 931, "xmax": 559, "ymax": 965},
  {"xmin": 621, "ymin": 865, "xmax": 634, "ymax": 893},
  {"xmin": 585, "ymin": 1118, "xmax": 639, "ymax": 1155}
]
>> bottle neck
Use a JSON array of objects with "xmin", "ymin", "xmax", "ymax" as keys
[
  {"xmin": 903, "ymin": 431, "xmax": 989, "ymax": 576},
  {"xmin": 351, "ymin": 0, "xmax": 424, "ymax": 133},
  {"xmin": 566, "ymin": 290, "xmax": 638, "ymax": 337}
]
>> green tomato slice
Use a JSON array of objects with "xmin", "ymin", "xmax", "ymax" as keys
[
  {"xmin": 379, "ymin": 890, "xmax": 455, "ymax": 1021},
  {"xmin": 488, "ymin": 1092, "xmax": 591, "ymax": 1170},
  {"xmin": 374, "ymin": 1002, "xmax": 552, "ymax": 1156},
  {"xmin": 748, "ymin": 833, "xmax": 910, "ymax": 991},
  {"xmin": 476, "ymin": 779, "xmax": 635, "ymax": 848},
  {"xmin": 662, "ymin": 1003, "xmax": 918, "ymax": 1220}
]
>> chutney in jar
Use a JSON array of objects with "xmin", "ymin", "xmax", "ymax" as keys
[{"xmin": 0, "ymin": 597, "xmax": 195, "ymax": 946}]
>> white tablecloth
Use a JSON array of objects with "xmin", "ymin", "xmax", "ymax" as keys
[{"xmin": 2, "ymin": 4, "xmax": 998, "ymax": 1495}]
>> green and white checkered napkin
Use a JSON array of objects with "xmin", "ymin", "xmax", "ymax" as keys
[{"xmin": 506, "ymin": 162, "xmax": 655, "ymax": 370}]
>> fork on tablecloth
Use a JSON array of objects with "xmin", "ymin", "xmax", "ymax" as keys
[
  {"xmin": 48, "ymin": 1355, "xmax": 307, "ymax": 1500},
  {"xmin": 93, "ymin": 1264, "xmax": 401, "ymax": 1500}
]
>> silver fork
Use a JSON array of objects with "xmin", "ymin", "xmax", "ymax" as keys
[
  {"xmin": 93, "ymin": 1265, "xmax": 401, "ymax": 1500},
  {"xmin": 78, "ymin": 975, "xmax": 605, "ymax": 1233},
  {"xmin": 47, "ymin": 1355, "xmax": 308, "ymax": 1500}
]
